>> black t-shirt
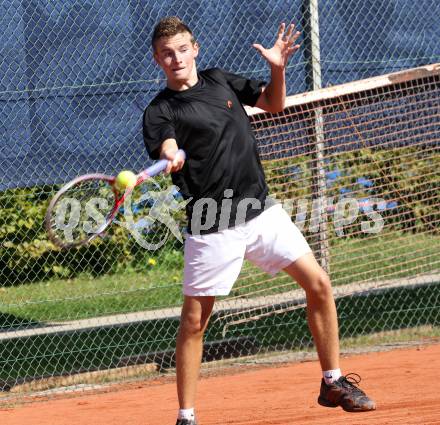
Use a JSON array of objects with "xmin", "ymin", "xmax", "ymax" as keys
[{"xmin": 143, "ymin": 68, "xmax": 271, "ymax": 235}]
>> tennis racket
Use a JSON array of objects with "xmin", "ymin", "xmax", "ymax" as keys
[{"xmin": 45, "ymin": 150, "xmax": 185, "ymax": 249}]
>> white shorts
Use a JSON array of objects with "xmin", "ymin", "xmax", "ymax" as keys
[{"xmin": 183, "ymin": 204, "xmax": 312, "ymax": 296}]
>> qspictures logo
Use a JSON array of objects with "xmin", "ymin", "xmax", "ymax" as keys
[
  {"xmin": 115, "ymin": 185, "xmax": 189, "ymax": 250},
  {"xmin": 54, "ymin": 182, "xmax": 392, "ymax": 251}
]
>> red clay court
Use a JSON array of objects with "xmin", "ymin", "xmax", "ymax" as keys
[{"xmin": 2, "ymin": 342, "xmax": 439, "ymax": 425}]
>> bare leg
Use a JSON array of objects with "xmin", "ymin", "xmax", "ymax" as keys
[
  {"xmin": 176, "ymin": 295, "xmax": 215, "ymax": 409},
  {"xmin": 283, "ymin": 253, "xmax": 340, "ymax": 370}
]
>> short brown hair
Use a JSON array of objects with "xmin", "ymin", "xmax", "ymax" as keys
[{"xmin": 151, "ymin": 17, "xmax": 195, "ymax": 50}]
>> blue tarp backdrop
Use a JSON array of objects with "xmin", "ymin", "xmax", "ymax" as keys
[{"xmin": 0, "ymin": 0, "xmax": 439, "ymax": 190}]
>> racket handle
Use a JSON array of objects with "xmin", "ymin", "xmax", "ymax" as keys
[
  {"xmin": 143, "ymin": 149, "xmax": 186, "ymax": 177},
  {"xmin": 146, "ymin": 159, "xmax": 168, "ymax": 177}
]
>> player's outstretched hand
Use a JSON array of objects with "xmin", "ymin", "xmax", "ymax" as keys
[
  {"xmin": 253, "ymin": 23, "xmax": 301, "ymax": 69},
  {"xmin": 162, "ymin": 149, "xmax": 185, "ymax": 174}
]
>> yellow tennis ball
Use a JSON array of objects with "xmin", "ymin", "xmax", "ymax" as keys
[{"xmin": 115, "ymin": 170, "xmax": 137, "ymax": 191}]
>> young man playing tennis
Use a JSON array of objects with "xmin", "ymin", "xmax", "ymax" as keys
[{"xmin": 143, "ymin": 17, "xmax": 376, "ymax": 425}]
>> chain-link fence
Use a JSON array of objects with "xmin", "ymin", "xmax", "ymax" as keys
[{"xmin": 1, "ymin": 0, "xmax": 439, "ymax": 402}]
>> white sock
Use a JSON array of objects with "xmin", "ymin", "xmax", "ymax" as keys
[
  {"xmin": 178, "ymin": 408, "xmax": 195, "ymax": 420},
  {"xmin": 323, "ymin": 368, "xmax": 342, "ymax": 385}
]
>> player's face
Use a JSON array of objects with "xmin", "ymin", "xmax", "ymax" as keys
[{"xmin": 154, "ymin": 32, "xmax": 199, "ymax": 90}]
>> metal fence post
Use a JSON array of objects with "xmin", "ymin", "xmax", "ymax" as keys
[{"xmin": 303, "ymin": 0, "xmax": 330, "ymax": 273}]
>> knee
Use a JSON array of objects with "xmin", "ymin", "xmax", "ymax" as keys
[
  {"xmin": 179, "ymin": 310, "xmax": 209, "ymax": 338},
  {"xmin": 305, "ymin": 272, "xmax": 333, "ymax": 302}
]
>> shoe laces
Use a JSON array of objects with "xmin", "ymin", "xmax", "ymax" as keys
[{"xmin": 339, "ymin": 373, "xmax": 366, "ymax": 395}]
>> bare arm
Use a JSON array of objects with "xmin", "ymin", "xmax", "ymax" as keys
[
  {"xmin": 159, "ymin": 138, "xmax": 185, "ymax": 173},
  {"xmin": 254, "ymin": 23, "xmax": 301, "ymax": 113}
]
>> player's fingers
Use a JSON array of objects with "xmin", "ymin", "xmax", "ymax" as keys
[
  {"xmin": 175, "ymin": 152, "xmax": 185, "ymax": 170},
  {"xmin": 172, "ymin": 159, "xmax": 181, "ymax": 171},
  {"xmin": 170, "ymin": 157, "xmax": 184, "ymax": 173},
  {"xmin": 286, "ymin": 38, "xmax": 301, "ymax": 55},
  {"xmin": 277, "ymin": 22, "xmax": 286, "ymax": 39},
  {"xmin": 289, "ymin": 40, "xmax": 301, "ymax": 50},
  {"xmin": 176, "ymin": 150, "xmax": 186, "ymax": 163},
  {"xmin": 286, "ymin": 44, "xmax": 301, "ymax": 58},
  {"xmin": 285, "ymin": 23, "xmax": 295, "ymax": 40},
  {"xmin": 289, "ymin": 30, "xmax": 301, "ymax": 44},
  {"xmin": 252, "ymin": 43, "xmax": 264, "ymax": 54}
]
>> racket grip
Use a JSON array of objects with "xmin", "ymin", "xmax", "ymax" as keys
[{"xmin": 144, "ymin": 149, "xmax": 186, "ymax": 177}]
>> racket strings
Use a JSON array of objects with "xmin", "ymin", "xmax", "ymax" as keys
[{"xmin": 48, "ymin": 178, "xmax": 116, "ymax": 247}]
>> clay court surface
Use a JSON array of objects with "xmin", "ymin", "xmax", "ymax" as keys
[{"xmin": 2, "ymin": 343, "xmax": 440, "ymax": 425}]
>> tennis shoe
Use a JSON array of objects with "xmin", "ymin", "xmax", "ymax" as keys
[
  {"xmin": 175, "ymin": 419, "xmax": 197, "ymax": 425},
  {"xmin": 318, "ymin": 373, "xmax": 376, "ymax": 412}
]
